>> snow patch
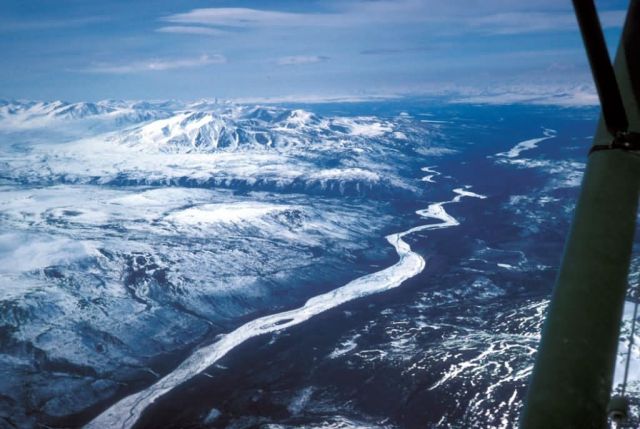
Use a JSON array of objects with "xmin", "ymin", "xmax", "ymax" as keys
[{"xmin": 166, "ymin": 202, "xmax": 291, "ymax": 226}]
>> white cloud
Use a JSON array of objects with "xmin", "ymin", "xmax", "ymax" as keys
[
  {"xmin": 156, "ymin": 26, "xmax": 227, "ymax": 36},
  {"xmin": 83, "ymin": 54, "xmax": 226, "ymax": 74},
  {"xmin": 160, "ymin": 2, "xmax": 627, "ymax": 35},
  {"xmin": 277, "ymin": 55, "xmax": 329, "ymax": 65},
  {"xmin": 163, "ymin": 7, "xmax": 309, "ymax": 27},
  {"xmin": 467, "ymin": 10, "xmax": 626, "ymax": 35}
]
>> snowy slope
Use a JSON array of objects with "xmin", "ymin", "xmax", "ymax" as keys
[
  {"xmin": 0, "ymin": 99, "xmax": 450, "ymax": 428},
  {"xmin": 0, "ymin": 100, "xmax": 436, "ymax": 198}
]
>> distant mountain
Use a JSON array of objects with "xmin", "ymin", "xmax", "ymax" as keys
[
  {"xmin": 113, "ymin": 105, "xmax": 394, "ymax": 153},
  {"xmin": 0, "ymin": 99, "xmax": 171, "ymax": 130},
  {"xmin": 0, "ymin": 100, "xmax": 432, "ymax": 198}
]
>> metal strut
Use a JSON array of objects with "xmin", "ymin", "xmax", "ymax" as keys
[
  {"xmin": 572, "ymin": 0, "xmax": 640, "ymax": 155},
  {"xmin": 520, "ymin": 1, "xmax": 640, "ymax": 428},
  {"xmin": 590, "ymin": 131, "xmax": 640, "ymax": 155},
  {"xmin": 622, "ymin": 295, "xmax": 638, "ymax": 398},
  {"xmin": 572, "ymin": 0, "xmax": 629, "ymax": 135},
  {"xmin": 608, "ymin": 288, "xmax": 640, "ymax": 427}
]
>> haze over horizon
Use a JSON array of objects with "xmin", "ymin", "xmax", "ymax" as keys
[{"xmin": 0, "ymin": 0, "xmax": 630, "ymax": 102}]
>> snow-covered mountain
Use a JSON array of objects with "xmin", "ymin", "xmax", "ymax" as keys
[
  {"xmin": 114, "ymin": 107, "xmax": 396, "ymax": 153},
  {"xmin": 0, "ymin": 99, "xmax": 174, "ymax": 131},
  {"xmin": 0, "ymin": 99, "xmax": 456, "ymax": 428},
  {"xmin": 0, "ymin": 100, "xmax": 436, "ymax": 198}
]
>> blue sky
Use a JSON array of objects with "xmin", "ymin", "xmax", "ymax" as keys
[{"xmin": 0, "ymin": 0, "xmax": 630, "ymax": 102}]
